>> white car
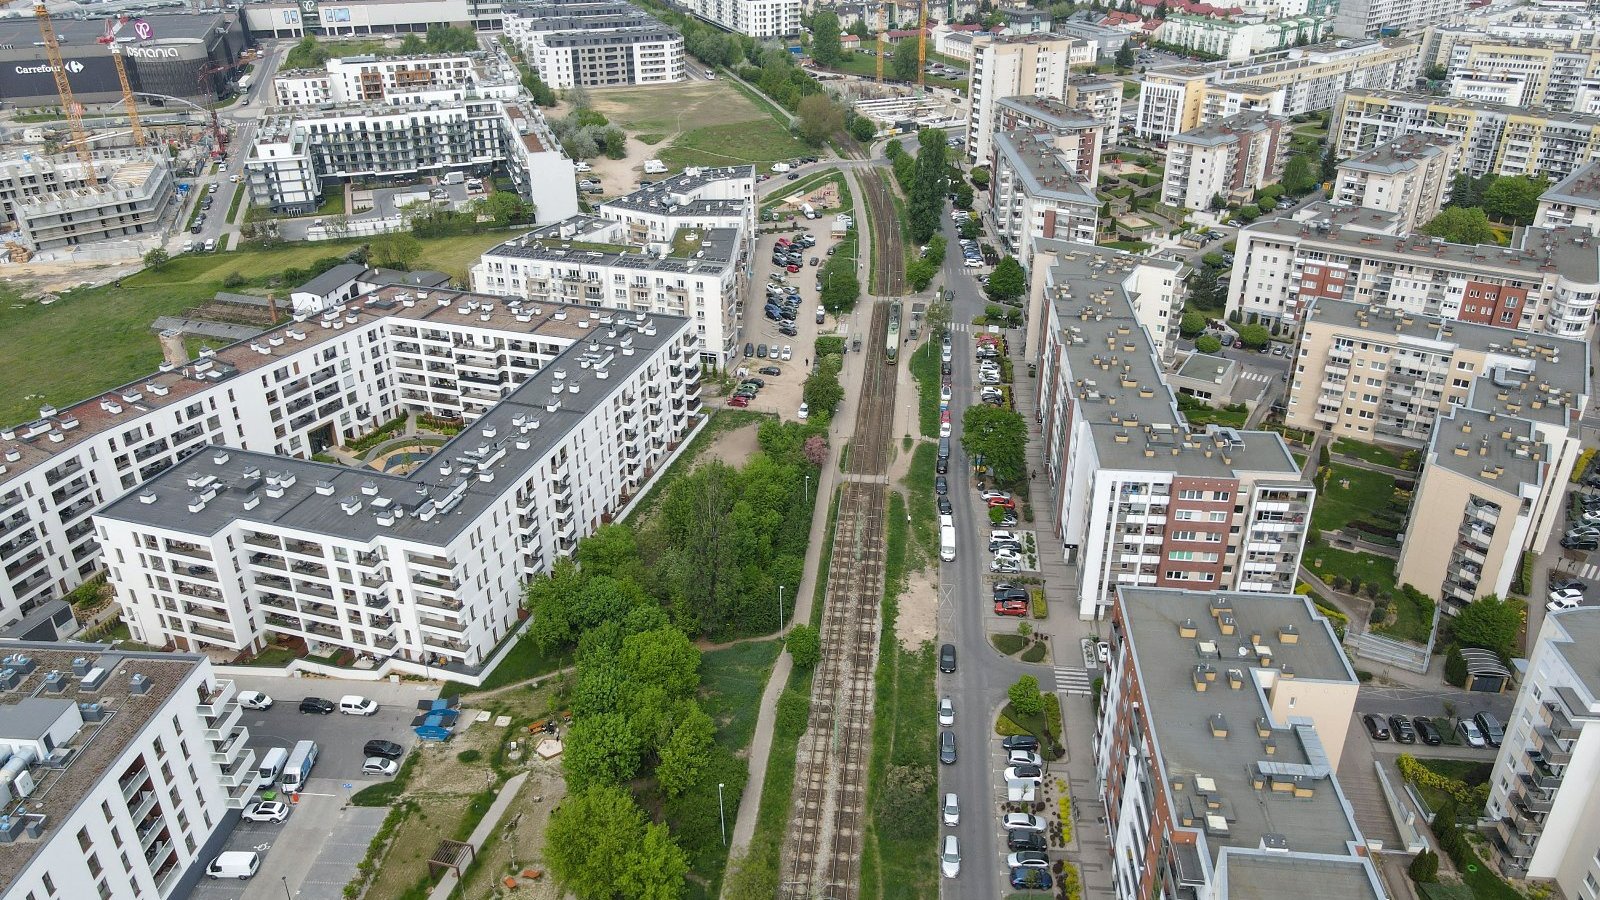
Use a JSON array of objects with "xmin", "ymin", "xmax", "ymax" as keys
[
  {"xmin": 939, "ymin": 421, "xmax": 951, "ymax": 438},
  {"xmin": 938, "ymin": 697, "xmax": 954, "ymax": 727},
  {"xmin": 338, "ymin": 695, "xmax": 378, "ymax": 716},
  {"xmin": 940, "ymin": 384, "xmax": 952, "ymax": 402},
  {"xmin": 1548, "ymin": 587, "xmax": 1584, "ymax": 607},
  {"xmin": 362, "ymin": 757, "xmax": 399, "ymax": 776},
  {"xmin": 1004, "ymin": 766, "xmax": 1043, "ymax": 784},
  {"xmin": 574, "ymin": 161, "xmax": 592, "ymax": 172},
  {"xmin": 797, "ymin": 402, "xmax": 809, "ymax": 421},
  {"xmin": 991, "ymin": 557, "xmax": 1021, "ymax": 573},
  {"xmin": 1007, "ymin": 749, "xmax": 1042, "ymax": 768},
  {"xmin": 964, "ymin": 258, "xmax": 982, "ymax": 268},
  {"xmin": 993, "ymin": 548, "xmax": 1023, "ymax": 563},
  {"xmin": 237, "ymin": 691, "xmax": 273, "ymax": 710},
  {"xmin": 942, "ymin": 792, "xmax": 959, "ymax": 826},
  {"xmin": 229, "ymin": 173, "xmax": 241, "ymax": 183},
  {"xmin": 781, "ymin": 345, "xmax": 792, "ymax": 361},
  {"xmin": 241, "ymin": 800, "xmax": 288, "ymax": 823},
  {"xmin": 1003, "ymin": 813, "xmax": 1047, "ymax": 832},
  {"xmin": 1008, "ymin": 851, "xmax": 1050, "ymax": 869},
  {"xmin": 981, "ymin": 490, "xmax": 1013, "ymax": 502},
  {"xmin": 1097, "ymin": 641, "xmax": 1111, "ymax": 664},
  {"xmin": 940, "ymin": 835, "xmax": 960, "ymax": 879},
  {"xmin": 1458, "ymin": 718, "xmax": 1487, "ymax": 748}
]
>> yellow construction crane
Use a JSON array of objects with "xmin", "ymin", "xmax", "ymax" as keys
[
  {"xmin": 35, "ymin": 2, "xmax": 97, "ymax": 181},
  {"xmin": 99, "ymin": 16, "xmax": 146, "ymax": 147},
  {"xmin": 917, "ymin": 0, "xmax": 928, "ymax": 90},
  {"xmin": 876, "ymin": 31, "xmax": 887, "ymax": 83}
]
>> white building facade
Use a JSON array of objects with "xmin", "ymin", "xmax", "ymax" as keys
[
  {"xmin": 965, "ymin": 34, "xmax": 1080, "ymax": 166},
  {"xmin": 671, "ymin": 0, "xmax": 798, "ymax": 38}
]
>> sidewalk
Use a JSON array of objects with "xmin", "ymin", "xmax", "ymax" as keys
[{"xmin": 427, "ymin": 772, "xmax": 530, "ymax": 900}]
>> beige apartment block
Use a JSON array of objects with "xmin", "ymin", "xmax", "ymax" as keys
[{"xmin": 1332, "ymin": 134, "xmax": 1461, "ymax": 234}]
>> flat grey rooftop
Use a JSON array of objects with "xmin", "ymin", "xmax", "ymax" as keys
[
  {"xmin": 0, "ymin": 11, "xmax": 229, "ymax": 44},
  {"xmin": 1219, "ymin": 849, "xmax": 1385, "ymax": 900},
  {"xmin": 996, "ymin": 95, "xmax": 1100, "ymax": 130},
  {"xmin": 601, "ymin": 164, "xmax": 755, "ymax": 214},
  {"xmin": 1178, "ymin": 352, "xmax": 1235, "ymax": 384},
  {"xmin": 1540, "ymin": 159, "xmax": 1600, "ymax": 209},
  {"xmin": 1170, "ymin": 111, "xmax": 1279, "ymax": 148},
  {"xmin": 1338, "ymin": 133, "xmax": 1455, "ymax": 175},
  {"xmin": 1341, "ymin": 88, "xmax": 1600, "ymax": 127},
  {"xmin": 993, "ymin": 131, "xmax": 1097, "ymax": 204},
  {"xmin": 1425, "ymin": 408, "xmax": 1545, "ymax": 488},
  {"xmin": 1118, "ymin": 588, "xmax": 1363, "ymax": 859},
  {"xmin": 1546, "ymin": 608, "xmax": 1600, "ymax": 704}
]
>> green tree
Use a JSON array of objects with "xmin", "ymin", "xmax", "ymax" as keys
[
  {"xmin": 1235, "ymin": 203, "xmax": 1262, "ymax": 222},
  {"xmin": 1194, "ymin": 334, "xmax": 1222, "ymax": 354},
  {"xmin": 655, "ymin": 704, "xmax": 715, "ymax": 797},
  {"xmin": 562, "ymin": 712, "xmax": 643, "ymax": 790},
  {"xmin": 848, "ymin": 114, "xmax": 876, "ymax": 142},
  {"xmin": 907, "ymin": 129, "xmax": 949, "ymax": 243},
  {"xmin": 1449, "ymin": 594, "xmax": 1522, "ymax": 660},
  {"xmin": 796, "ymin": 94, "xmax": 842, "ymax": 146},
  {"xmin": 820, "ymin": 261, "xmax": 859, "ymax": 312},
  {"xmin": 811, "ymin": 10, "xmax": 843, "ymax": 65},
  {"xmin": 969, "ymin": 167, "xmax": 990, "ymax": 189},
  {"xmin": 398, "ymin": 33, "xmax": 426, "ymax": 54},
  {"xmin": 654, "ymin": 462, "xmax": 743, "ymax": 634},
  {"xmin": 1115, "ymin": 41, "xmax": 1135, "ymax": 69},
  {"xmin": 804, "ymin": 366, "xmax": 845, "ymax": 416},
  {"xmin": 1444, "ymin": 644, "xmax": 1468, "ymax": 687},
  {"xmin": 1008, "ymin": 675, "xmax": 1044, "ymax": 716},
  {"xmin": 1423, "ymin": 64, "xmax": 1447, "ymax": 81},
  {"xmin": 480, "ymin": 190, "xmax": 533, "ymax": 226},
  {"xmin": 143, "ymin": 247, "xmax": 169, "ymax": 270},
  {"xmin": 1236, "ymin": 323, "xmax": 1270, "ymax": 349},
  {"xmin": 1483, "ymin": 175, "xmax": 1547, "ymax": 225},
  {"xmin": 575, "ymin": 524, "xmax": 640, "ymax": 581},
  {"xmin": 1448, "ymin": 172, "xmax": 1492, "ymax": 210},
  {"xmin": 907, "ymin": 256, "xmax": 938, "ymax": 290},
  {"xmin": 1421, "ymin": 206, "xmax": 1494, "ymax": 245},
  {"xmin": 620, "ymin": 626, "xmax": 702, "ymax": 698},
  {"xmin": 372, "ymin": 231, "xmax": 422, "ymax": 269},
  {"xmin": 1180, "ymin": 309, "xmax": 1205, "ymax": 337},
  {"xmin": 1282, "ymin": 153, "xmax": 1318, "ymax": 195},
  {"xmin": 892, "ymin": 43, "xmax": 920, "ymax": 81},
  {"xmin": 1186, "ymin": 266, "xmax": 1223, "ymax": 311},
  {"xmin": 1409, "ymin": 849, "xmax": 1439, "ymax": 884},
  {"xmin": 546, "ymin": 785, "xmax": 688, "ymax": 900},
  {"xmin": 786, "ymin": 624, "xmax": 821, "ymax": 667},
  {"xmin": 962, "ymin": 406, "xmax": 1028, "ymax": 486},
  {"xmin": 985, "ymin": 255, "xmax": 1026, "ymax": 303},
  {"xmin": 953, "ymin": 181, "xmax": 974, "ymax": 210}
]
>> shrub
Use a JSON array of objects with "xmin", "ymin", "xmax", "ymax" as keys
[
  {"xmin": 995, "ymin": 713, "xmax": 1026, "ymax": 736},
  {"xmin": 222, "ymin": 272, "xmax": 248, "ymax": 289},
  {"xmin": 1030, "ymin": 589, "xmax": 1048, "ymax": 620},
  {"xmin": 1444, "ymin": 644, "xmax": 1468, "ymax": 687},
  {"xmin": 1008, "ymin": 676, "xmax": 1044, "ymax": 716},
  {"xmin": 456, "ymin": 749, "xmax": 482, "ymax": 764}
]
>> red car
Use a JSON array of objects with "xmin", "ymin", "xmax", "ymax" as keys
[
  {"xmin": 988, "ymin": 496, "xmax": 1017, "ymax": 510},
  {"xmin": 786, "ymin": 264, "xmax": 801, "ymax": 273},
  {"xmin": 994, "ymin": 599, "xmax": 1029, "ymax": 617},
  {"xmin": 727, "ymin": 396, "xmax": 750, "ymax": 407},
  {"xmin": 940, "ymin": 409, "xmax": 951, "ymax": 423},
  {"xmin": 775, "ymin": 238, "xmax": 791, "ymax": 247}
]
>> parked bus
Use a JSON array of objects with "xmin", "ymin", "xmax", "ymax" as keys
[{"xmin": 280, "ymin": 740, "xmax": 318, "ymax": 793}]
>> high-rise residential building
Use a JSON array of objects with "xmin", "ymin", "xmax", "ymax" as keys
[
  {"xmin": 503, "ymin": 0, "xmax": 685, "ymax": 88},
  {"xmin": 964, "ymin": 34, "xmax": 1081, "ymax": 165},
  {"xmin": 1094, "ymin": 587, "xmax": 1383, "ymax": 900},
  {"xmin": 0, "ymin": 149, "xmax": 177, "ymax": 251},
  {"xmin": 1333, "ymin": 0, "xmax": 1465, "ymax": 39},
  {"xmin": 989, "ymin": 96, "xmax": 1105, "ymax": 270},
  {"xmin": 1331, "ymin": 134, "xmax": 1460, "ymax": 233},
  {"xmin": 272, "ymin": 53, "xmax": 521, "ymax": 107},
  {"xmin": 1534, "ymin": 160, "xmax": 1600, "ymax": 232},
  {"xmin": 668, "ymin": 0, "xmax": 799, "ymax": 38},
  {"xmin": 1227, "ymin": 202, "xmax": 1600, "ymax": 337},
  {"xmin": 91, "ymin": 288, "xmax": 699, "ymax": 673},
  {"xmin": 1331, "ymin": 89, "xmax": 1600, "ymax": 182},
  {"xmin": 244, "ymin": 99, "xmax": 577, "ymax": 222},
  {"xmin": 474, "ymin": 166, "xmax": 756, "ymax": 369},
  {"xmin": 1135, "ymin": 38, "xmax": 1419, "ymax": 139},
  {"xmin": 1067, "ymin": 74, "xmax": 1125, "ymax": 148},
  {"xmin": 1031, "ymin": 241, "xmax": 1314, "ymax": 618},
  {"xmin": 1160, "ymin": 111, "xmax": 1288, "ymax": 211},
  {"xmin": 0, "ymin": 642, "xmax": 254, "ymax": 900},
  {"xmin": 1481, "ymin": 608, "xmax": 1600, "ymax": 887},
  {"xmin": 1158, "ymin": 11, "xmax": 1332, "ymax": 61},
  {"xmin": 1421, "ymin": 35, "xmax": 1600, "ymax": 113}
]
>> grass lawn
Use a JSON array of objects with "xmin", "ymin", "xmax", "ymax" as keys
[
  {"xmin": 0, "ymin": 231, "xmax": 512, "ymax": 427},
  {"xmin": 592, "ymin": 80, "xmax": 775, "ymax": 135},
  {"xmin": 861, "ymin": 640, "xmax": 938, "ymax": 900},
  {"xmin": 1376, "ymin": 585, "xmax": 1435, "ymax": 643},
  {"xmin": 1303, "ymin": 544, "xmax": 1399, "ymax": 597},
  {"xmin": 1417, "ymin": 758, "xmax": 1493, "ymax": 786},
  {"xmin": 725, "ymin": 664, "xmax": 814, "ymax": 895},
  {"xmin": 904, "ymin": 442, "xmax": 938, "ymax": 568},
  {"xmin": 1332, "ymin": 437, "xmax": 1406, "ymax": 469},
  {"xmin": 909, "ymin": 341, "xmax": 940, "ymax": 437},
  {"xmin": 1312, "ymin": 463, "xmax": 1398, "ymax": 534},
  {"xmin": 226, "ymin": 183, "xmax": 246, "ymax": 223},
  {"xmin": 698, "ymin": 639, "xmax": 783, "ymax": 752},
  {"xmin": 1099, "ymin": 239, "xmax": 1153, "ymax": 252},
  {"xmin": 316, "ymin": 190, "xmax": 346, "ymax": 216},
  {"xmin": 1179, "ymin": 399, "xmax": 1248, "ymax": 428},
  {"xmin": 660, "ymin": 119, "xmax": 810, "ymax": 171},
  {"xmin": 762, "ymin": 169, "xmax": 854, "ymax": 218},
  {"xmin": 440, "ymin": 635, "xmax": 566, "ymax": 697}
]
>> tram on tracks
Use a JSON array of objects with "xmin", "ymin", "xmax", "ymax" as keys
[{"xmin": 885, "ymin": 300, "xmax": 902, "ymax": 363}]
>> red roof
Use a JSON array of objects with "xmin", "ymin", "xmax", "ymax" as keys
[{"xmin": 1102, "ymin": 11, "xmax": 1141, "ymax": 23}]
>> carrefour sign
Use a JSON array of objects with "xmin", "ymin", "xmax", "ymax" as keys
[{"xmin": 15, "ymin": 60, "xmax": 84, "ymax": 75}]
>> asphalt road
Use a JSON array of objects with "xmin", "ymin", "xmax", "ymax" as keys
[{"xmin": 933, "ymin": 207, "xmax": 1049, "ymax": 896}]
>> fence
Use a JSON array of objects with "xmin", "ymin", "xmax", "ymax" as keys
[{"xmin": 305, "ymin": 216, "xmax": 408, "ymax": 242}]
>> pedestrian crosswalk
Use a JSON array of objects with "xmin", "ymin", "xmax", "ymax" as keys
[
  {"xmin": 947, "ymin": 322, "xmax": 971, "ymax": 333},
  {"xmin": 1053, "ymin": 665, "xmax": 1093, "ymax": 696},
  {"xmin": 1237, "ymin": 370, "xmax": 1275, "ymax": 384},
  {"xmin": 1558, "ymin": 558, "xmax": 1600, "ymax": 580}
]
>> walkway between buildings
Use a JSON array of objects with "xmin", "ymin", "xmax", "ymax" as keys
[{"xmin": 426, "ymin": 772, "xmax": 530, "ymax": 900}]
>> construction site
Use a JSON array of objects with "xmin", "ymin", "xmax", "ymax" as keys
[{"xmin": 823, "ymin": 10, "xmax": 968, "ymax": 135}]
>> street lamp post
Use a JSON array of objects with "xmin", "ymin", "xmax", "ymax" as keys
[
  {"xmin": 282, "ymin": 876, "xmax": 292, "ymax": 900},
  {"xmin": 778, "ymin": 585, "xmax": 786, "ymax": 632},
  {"xmin": 718, "ymin": 782, "xmax": 727, "ymax": 847},
  {"xmin": 805, "ymin": 473, "xmax": 811, "ymax": 503}
]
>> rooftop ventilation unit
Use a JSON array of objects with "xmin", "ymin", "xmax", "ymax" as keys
[{"xmin": 129, "ymin": 673, "xmax": 151, "ymax": 695}]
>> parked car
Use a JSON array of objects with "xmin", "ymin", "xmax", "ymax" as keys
[
  {"xmin": 1006, "ymin": 829, "xmax": 1046, "ymax": 852},
  {"xmin": 942, "ymin": 792, "xmax": 960, "ymax": 826},
  {"xmin": 237, "ymin": 691, "xmax": 273, "ymax": 710},
  {"xmin": 940, "ymin": 834, "xmax": 961, "ymax": 878},
  {"xmin": 1005, "ymin": 764, "xmax": 1042, "ymax": 782},
  {"xmin": 1010, "ymin": 867, "xmax": 1053, "ymax": 890},
  {"xmin": 727, "ymin": 396, "xmax": 750, "ymax": 408},
  {"xmin": 938, "ymin": 730, "xmax": 956, "ymax": 764},
  {"xmin": 1413, "ymin": 716, "xmax": 1443, "ymax": 746},
  {"xmin": 364, "ymin": 739, "xmax": 405, "ymax": 761},
  {"xmin": 1474, "ymin": 712, "xmax": 1504, "ymax": 748},
  {"xmin": 1389, "ymin": 715, "xmax": 1416, "ymax": 744},
  {"xmin": 939, "ymin": 643, "xmax": 957, "ymax": 673},
  {"xmin": 1003, "ymin": 813, "xmax": 1047, "ymax": 833},
  {"xmin": 298, "ymin": 697, "xmax": 335, "ymax": 715},
  {"xmin": 1458, "ymin": 717, "xmax": 1487, "ymax": 748},
  {"xmin": 339, "ymin": 695, "xmax": 378, "ymax": 716},
  {"xmin": 934, "ymin": 475, "xmax": 948, "ymax": 495},
  {"xmin": 1548, "ymin": 588, "xmax": 1584, "ymax": 611},
  {"xmin": 1561, "ymin": 535, "xmax": 1600, "ymax": 550},
  {"xmin": 1005, "ymin": 750, "xmax": 1042, "ymax": 769},
  {"xmin": 1008, "ymin": 851, "xmax": 1049, "ymax": 869},
  {"xmin": 363, "ymin": 757, "xmax": 399, "ymax": 777},
  {"xmin": 743, "ymin": 342, "xmax": 755, "ymax": 358},
  {"xmin": 1361, "ymin": 713, "xmax": 1390, "ymax": 741},
  {"xmin": 242, "ymin": 800, "xmax": 289, "ymax": 823},
  {"xmin": 937, "ymin": 496, "xmax": 952, "ymax": 515},
  {"xmin": 938, "ymin": 697, "xmax": 954, "ymax": 727},
  {"xmin": 1001, "ymin": 735, "xmax": 1038, "ymax": 753},
  {"xmin": 994, "ymin": 599, "xmax": 1029, "ymax": 617},
  {"xmin": 991, "ymin": 583, "xmax": 1027, "ymax": 602}
]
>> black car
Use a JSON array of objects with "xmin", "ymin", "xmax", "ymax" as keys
[
  {"xmin": 190, "ymin": 223, "xmax": 203, "ymax": 234},
  {"xmin": 1550, "ymin": 577, "xmax": 1588, "ymax": 595},
  {"xmin": 939, "ymin": 643, "xmax": 957, "ymax": 673},
  {"xmin": 934, "ymin": 475, "xmax": 948, "ymax": 495},
  {"xmin": 1562, "ymin": 536, "xmax": 1599, "ymax": 550},
  {"xmin": 938, "ymin": 730, "xmax": 956, "ymax": 764},
  {"xmin": 1389, "ymin": 714, "xmax": 1417, "ymax": 744},
  {"xmin": 1001, "ymin": 734, "xmax": 1038, "ymax": 752},
  {"xmin": 1413, "ymin": 716, "xmax": 1443, "ymax": 746},
  {"xmin": 1007, "ymin": 830, "xmax": 1046, "ymax": 852},
  {"xmin": 937, "ymin": 496, "xmax": 952, "ymax": 515},
  {"xmin": 1474, "ymin": 712, "xmax": 1504, "ymax": 748},
  {"xmin": 941, "ymin": 361, "xmax": 952, "ymax": 376},
  {"xmin": 994, "ymin": 586, "xmax": 1028, "ymax": 603},
  {"xmin": 299, "ymin": 697, "xmax": 335, "ymax": 715},
  {"xmin": 935, "ymin": 456, "xmax": 948, "ymax": 475},
  {"xmin": 364, "ymin": 739, "xmax": 405, "ymax": 760},
  {"xmin": 1362, "ymin": 713, "xmax": 1390, "ymax": 741},
  {"xmin": 758, "ymin": 366, "xmax": 781, "ymax": 376},
  {"xmin": 743, "ymin": 342, "xmax": 755, "ymax": 358}
]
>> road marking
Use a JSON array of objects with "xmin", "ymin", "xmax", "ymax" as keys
[
  {"xmin": 1053, "ymin": 665, "xmax": 1093, "ymax": 696},
  {"xmin": 1237, "ymin": 371, "xmax": 1274, "ymax": 383}
]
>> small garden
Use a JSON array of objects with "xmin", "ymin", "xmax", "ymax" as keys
[
  {"xmin": 995, "ymin": 675, "xmax": 1065, "ymax": 760},
  {"xmin": 1311, "ymin": 462, "xmax": 1410, "ymax": 545},
  {"xmin": 992, "ymin": 619, "xmax": 1050, "ymax": 663},
  {"xmin": 1176, "ymin": 393, "xmax": 1249, "ymax": 428},
  {"xmin": 1332, "ymin": 437, "xmax": 1420, "ymax": 471}
]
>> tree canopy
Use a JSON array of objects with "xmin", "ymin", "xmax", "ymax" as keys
[
  {"xmin": 1421, "ymin": 206, "xmax": 1494, "ymax": 245},
  {"xmin": 810, "ymin": 10, "xmax": 843, "ymax": 66},
  {"xmin": 546, "ymin": 785, "xmax": 689, "ymax": 900},
  {"xmin": 1482, "ymin": 175, "xmax": 1547, "ymax": 225},
  {"xmin": 1448, "ymin": 594, "xmax": 1522, "ymax": 661},
  {"xmin": 1281, "ymin": 153, "xmax": 1319, "ymax": 195},
  {"xmin": 1235, "ymin": 323, "xmax": 1270, "ymax": 350},
  {"xmin": 892, "ymin": 43, "xmax": 921, "ymax": 81},
  {"xmin": 985, "ymin": 256, "xmax": 1026, "ymax": 303},
  {"xmin": 962, "ymin": 406, "xmax": 1028, "ymax": 486},
  {"xmin": 907, "ymin": 129, "xmax": 948, "ymax": 243},
  {"xmin": 796, "ymin": 94, "xmax": 843, "ymax": 146}
]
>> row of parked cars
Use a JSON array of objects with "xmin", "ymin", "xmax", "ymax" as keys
[
  {"xmin": 1560, "ymin": 491, "xmax": 1600, "ymax": 550},
  {"xmin": 937, "ymin": 733, "xmax": 1054, "ymax": 890},
  {"xmin": 1361, "ymin": 710, "xmax": 1503, "ymax": 749}
]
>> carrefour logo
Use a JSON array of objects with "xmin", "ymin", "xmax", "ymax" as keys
[{"xmin": 14, "ymin": 60, "xmax": 84, "ymax": 75}]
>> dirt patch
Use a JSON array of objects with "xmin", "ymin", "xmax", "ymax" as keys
[
  {"xmin": 699, "ymin": 421, "xmax": 762, "ymax": 468},
  {"xmin": 898, "ymin": 565, "xmax": 938, "ymax": 651},
  {"xmin": 456, "ymin": 764, "xmax": 567, "ymax": 900},
  {"xmin": 582, "ymin": 81, "xmax": 773, "ymax": 197}
]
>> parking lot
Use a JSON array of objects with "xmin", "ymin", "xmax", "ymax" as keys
[{"xmin": 191, "ymin": 674, "xmax": 438, "ymax": 900}]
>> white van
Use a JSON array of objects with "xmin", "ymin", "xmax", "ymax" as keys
[
  {"xmin": 940, "ymin": 523, "xmax": 956, "ymax": 562},
  {"xmin": 203, "ymin": 238, "xmax": 216, "ymax": 252},
  {"xmin": 207, "ymin": 851, "xmax": 260, "ymax": 880},
  {"xmin": 803, "ymin": 203, "xmax": 817, "ymax": 219},
  {"xmin": 643, "ymin": 159, "xmax": 667, "ymax": 174},
  {"xmin": 771, "ymin": 162, "xmax": 791, "ymax": 173},
  {"xmin": 254, "ymin": 747, "xmax": 288, "ymax": 789},
  {"xmin": 339, "ymin": 695, "xmax": 378, "ymax": 716},
  {"xmin": 280, "ymin": 740, "xmax": 318, "ymax": 793}
]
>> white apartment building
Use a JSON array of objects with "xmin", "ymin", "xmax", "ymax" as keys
[
  {"xmin": 472, "ymin": 165, "xmax": 756, "ymax": 369},
  {"xmin": 1029, "ymin": 241, "xmax": 1313, "ymax": 618},
  {"xmin": 242, "ymin": 0, "xmax": 504, "ymax": 37},
  {"xmin": 1482, "ymin": 608, "xmax": 1600, "ymax": 888},
  {"xmin": 504, "ymin": 1, "xmax": 684, "ymax": 88},
  {"xmin": 1227, "ymin": 202, "xmax": 1600, "ymax": 337},
  {"xmin": 965, "ymin": 34, "xmax": 1080, "ymax": 166},
  {"xmin": 1535, "ymin": 159, "xmax": 1600, "ymax": 232},
  {"xmin": 1158, "ymin": 12, "xmax": 1331, "ymax": 61},
  {"xmin": 272, "ymin": 53, "xmax": 521, "ymax": 107},
  {"xmin": 1332, "ymin": 134, "xmax": 1460, "ymax": 233},
  {"xmin": 670, "ymin": 0, "xmax": 798, "ymax": 38},
  {"xmin": 1331, "ymin": 89, "xmax": 1600, "ymax": 182},
  {"xmin": 0, "ymin": 149, "xmax": 177, "ymax": 251},
  {"xmin": 1160, "ymin": 111, "xmax": 1287, "ymax": 210},
  {"xmin": 244, "ymin": 99, "xmax": 577, "ymax": 222},
  {"xmin": 1067, "ymin": 75, "xmax": 1124, "ymax": 148},
  {"xmin": 1135, "ymin": 38, "xmax": 1419, "ymax": 139},
  {"xmin": 90, "ymin": 288, "xmax": 698, "ymax": 672},
  {"xmin": 989, "ymin": 96, "xmax": 1105, "ymax": 271},
  {"xmin": 1429, "ymin": 38, "xmax": 1600, "ymax": 112},
  {"xmin": 1333, "ymin": 0, "xmax": 1465, "ymax": 38},
  {"xmin": 0, "ymin": 643, "xmax": 254, "ymax": 900}
]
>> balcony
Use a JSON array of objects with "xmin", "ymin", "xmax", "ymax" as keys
[
  {"xmin": 413, "ymin": 572, "xmax": 460, "ymax": 592},
  {"xmin": 419, "ymin": 615, "xmax": 466, "ymax": 635}
]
